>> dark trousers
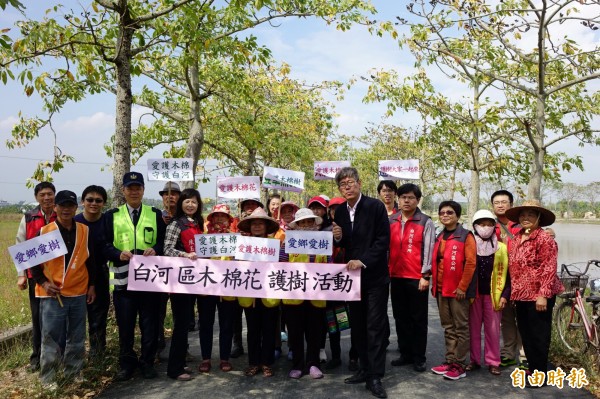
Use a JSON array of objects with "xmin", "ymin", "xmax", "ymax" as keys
[
  {"xmin": 349, "ymin": 284, "xmax": 389, "ymax": 378},
  {"xmin": 87, "ymin": 266, "xmax": 110, "ymax": 356},
  {"xmin": 232, "ymin": 302, "xmax": 244, "ymax": 349},
  {"xmin": 28, "ymin": 277, "xmax": 42, "ymax": 366},
  {"xmin": 285, "ymin": 302, "xmax": 325, "ymax": 371},
  {"xmin": 199, "ymin": 296, "xmax": 235, "ymax": 360},
  {"xmin": 113, "ymin": 290, "xmax": 160, "ymax": 371},
  {"xmin": 167, "ymin": 293, "xmax": 191, "ymax": 378},
  {"xmin": 391, "ymin": 277, "xmax": 428, "ymax": 363},
  {"xmin": 245, "ymin": 301, "xmax": 277, "ymax": 367},
  {"xmin": 515, "ymin": 297, "xmax": 556, "ymax": 373},
  {"xmin": 327, "ymin": 301, "xmax": 358, "ymax": 361},
  {"xmin": 157, "ymin": 293, "xmax": 169, "ymax": 351}
]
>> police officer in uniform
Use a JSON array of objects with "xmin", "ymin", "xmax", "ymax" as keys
[{"xmin": 104, "ymin": 172, "xmax": 166, "ymax": 381}]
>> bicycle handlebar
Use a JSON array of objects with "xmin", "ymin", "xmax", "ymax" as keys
[{"xmin": 561, "ymin": 260, "xmax": 600, "ymax": 276}]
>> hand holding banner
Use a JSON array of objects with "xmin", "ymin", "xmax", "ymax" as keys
[{"xmin": 127, "ymin": 255, "xmax": 361, "ymax": 301}]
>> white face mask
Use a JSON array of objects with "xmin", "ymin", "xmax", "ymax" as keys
[{"xmin": 474, "ymin": 224, "xmax": 495, "ymax": 239}]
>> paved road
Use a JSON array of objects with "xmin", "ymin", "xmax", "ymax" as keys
[{"xmin": 99, "ymin": 297, "xmax": 592, "ymax": 399}]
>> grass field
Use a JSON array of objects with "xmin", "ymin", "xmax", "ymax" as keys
[{"xmin": 0, "ymin": 214, "xmax": 30, "ymax": 332}]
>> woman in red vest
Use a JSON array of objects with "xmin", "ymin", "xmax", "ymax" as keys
[
  {"xmin": 430, "ymin": 201, "xmax": 476, "ymax": 381},
  {"xmin": 164, "ymin": 188, "xmax": 203, "ymax": 381}
]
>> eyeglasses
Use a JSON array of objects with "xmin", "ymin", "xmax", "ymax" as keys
[
  {"xmin": 439, "ymin": 210, "xmax": 455, "ymax": 216},
  {"xmin": 399, "ymin": 195, "xmax": 417, "ymax": 201},
  {"xmin": 493, "ymin": 200, "xmax": 510, "ymax": 205},
  {"xmin": 380, "ymin": 189, "xmax": 395, "ymax": 194},
  {"xmin": 85, "ymin": 198, "xmax": 104, "ymax": 204},
  {"xmin": 338, "ymin": 180, "xmax": 357, "ymax": 189}
]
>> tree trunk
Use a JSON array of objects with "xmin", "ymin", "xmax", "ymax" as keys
[
  {"xmin": 527, "ymin": 96, "xmax": 545, "ymax": 202},
  {"xmin": 467, "ymin": 83, "xmax": 481, "ymax": 222},
  {"xmin": 111, "ymin": 5, "xmax": 135, "ymax": 207},
  {"xmin": 183, "ymin": 61, "xmax": 204, "ymax": 190}
]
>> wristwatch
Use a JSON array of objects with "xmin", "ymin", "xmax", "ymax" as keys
[{"xmin": 422, "ymin": 274, "xmax": 431, "ymax": 281}]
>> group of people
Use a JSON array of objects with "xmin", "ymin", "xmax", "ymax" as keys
[
  {"xmin": 15, "ymin": 167, "xmax": 563, "ymax": 397},
  {"xmin": 382, "ymin": 181, "xmax": 562, "ymax": 391}
]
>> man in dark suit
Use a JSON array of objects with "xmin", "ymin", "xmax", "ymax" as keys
[{"xmin": 332, "ymin": 167, "xmax": 391, "ymax": 399}]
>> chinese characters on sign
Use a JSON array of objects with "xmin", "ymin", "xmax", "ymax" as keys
[
  {"xmin": 378, "ymin": 159, "xmax": 420, "ymax": 180},
  {"xmin": 195, "ymin": 233, "xmax": 239, "ymax": 258},
  {"xmin": 262, "ymin": 166, "xmax": 305, "ymax": 193},
  {"xmin": 216, "ymin": 176, "xmax": 261, "ymax": 200},
  {"xmin": 234, "ymin": 236, "xmax": 281, "ymax": 262},
  {"xmin": 8, "ymin": 229, "xmax": 68, "ymax": 272},
  {"xmin": 284, "ymin": 230, "xmax": 333, "ymax": 256},
  {"xmin": 510, "ymin": 367, "xmax": 588, "ymax": 389},
  {"xmin": 127, "ymin": 256, "xmax": 360, "ymax": 301},
  {"xmin": 147, "ymin": 158, "xmax": 194, "ymax": 181},
  {"xmin": 314, "ymin": 161, "xmax": 351, "ymax": 181}
]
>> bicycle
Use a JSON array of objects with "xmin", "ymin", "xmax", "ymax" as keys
[{"xmin": 554, "ymin": 260, "xmax": 600, "ymax": 356}]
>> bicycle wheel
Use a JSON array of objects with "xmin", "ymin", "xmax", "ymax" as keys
[{"xmin": 555, "ymin": 301, "xmax": 588, "ymax": 354}]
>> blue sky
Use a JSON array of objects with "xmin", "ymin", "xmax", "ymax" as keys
[{"xmin": 0, "ymin": 0, "xmax": 598, "ymax": 203}]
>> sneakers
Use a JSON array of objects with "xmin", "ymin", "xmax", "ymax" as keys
[
  {"xmin": 443, "ymin": 363, "xmax": 466, "ymax": 380},
  {"xmin": 431, "ymin": 363, "xmax": 452, "ymax": 375},
  {"xmin": 319, "ymin": 348, "xmax": 327, "ymax": 363},
  {"xmin": 288, "ymin": 369, "xmax": 302, "ymax": 379},
  {"xmin": 309, "ymin": 366, "xmax": 323, "ymax": 379},
  {"xmin": 500, "ymin": 356, "xmax": 517, "ymax": 367}
]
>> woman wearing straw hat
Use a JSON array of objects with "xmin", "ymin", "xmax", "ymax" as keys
[
  {"xmin": 236, "ymin": 208, "xmax": 282, "ymax": 378},
  {"xmin": 505, "ymin": 200, "xmax": 564, "ymax": 383},
  {"xmin": 282, "ymin": 208, "xmax": 331, "ymax": 379},
  {"xmin": 197, "ymin": 204, "xmax": 237, "ymax": 374}
]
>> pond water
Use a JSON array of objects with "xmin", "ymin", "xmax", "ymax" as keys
[{"xmin": 553, "ymin": 222, "xmax": 600, "ymax": 278}]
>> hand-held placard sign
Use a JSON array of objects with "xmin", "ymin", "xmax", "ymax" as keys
[
  {"xmin": 284, "ymin": 230, "xmax": 333, "ymax": 256},
  {"xmin": 234, "ymin": 236, "xmax": 281, "ymax": 262},
  {"xmin": 378, "ymin": 159, "xmax": 420, "ymax": 180},
  {"xmin": 195, "ymin": 233, "xmax": 240, "ymax": 258},
  {"xmin": 147, "ymin": 158, "xmax": 194, "ymax": 181},
  {"xmin": 8, "ymin": 229, "xmax": 68, "ymax": 272},
  {"xmin": 127, "ymin": 255, "xmax": 360, "ymax": 301},
  {"xmin": 216, "ymin": 176, "xmax": 261, "ymax": 199},
  {"xmin": 262, "ymin": 166, "xmax": 305, "ymax": 193},
  {"xmin": 314, "ymin": 161, "xmax": 351, "ymax": 181}
]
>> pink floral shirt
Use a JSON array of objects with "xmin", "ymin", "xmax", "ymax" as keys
[{"xmin": 508, "ymin": 228, "xmax": 564, "ymax": 301}]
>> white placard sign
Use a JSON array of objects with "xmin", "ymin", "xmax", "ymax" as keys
[
  {"xmin": 262, "ymin": 166, "xmax": 304, "ymax": 193},
  {"xmin": 147, "ymin": 158, "xmax": 194, "ymax": 181},
  {"xmin": 284, "ymin": 230, "xmax": 333, "ymax": 256},
  {"xmin": 234, "ymin": 236, "xmax": 280, "ymax": 262},
  {"xmin": 9, "ymin": 229, "xmax": 68, "ymax": 272},
  {"xmin": 216, "ymin": 176, "xmax": 261, "ymax": 199},
  {"xmin": 194, "ymin": 233, "xmax": 240, "ymax": 258},
  {"xmin": 314, "ymin": 161, "xmax": 351, "ymax": 180},
  {"xmin": 378, "ymin": 159, "xmax": 420, "ymax": 180}
]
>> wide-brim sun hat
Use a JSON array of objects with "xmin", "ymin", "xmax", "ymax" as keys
[
  {"xmin": 158, "ymin": 181, "xmax": 181, "ymax": 196},
  {"xmin": 505, "ymin": 199, "xmax": 556, "ymax": 227},
  {"xmin": 207, "ymin": 204, "xmax": 234, "ymax": 223},
  {"xmin": 237, "ymin": 207, "xmax": 280, "ymax": 235},
  {"xmin": 472, "ymin": 209, "xmax": 496, "ymax": 226},
  {"xmin": 288, "ymin": 208, "xmax": 323, "ymax": 229}
]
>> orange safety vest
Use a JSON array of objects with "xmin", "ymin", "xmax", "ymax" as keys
[{"xmin": 35, "ymin": 222, "xmax": 90, "ymax": 298}]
